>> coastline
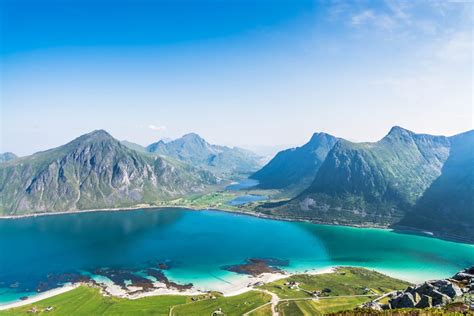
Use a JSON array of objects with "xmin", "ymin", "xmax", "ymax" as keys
[
  {"xmin": 0, "ymin": 284, "xmax": 79, "ymax": 311},
  {"xmin": 1, "ymin": 203, "xmax": 472, "ymax": 245},
  {"xmin": 0, "ymin": 267, "xmax": 335, "ymax": 311}
]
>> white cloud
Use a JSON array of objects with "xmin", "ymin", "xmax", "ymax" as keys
[
  {"xmin": 351, "ymin": 10, "xmax": 376, "ymax": 25},
  {"xmin": 148, "ymin": 124, "xmax": 167, "ymax": 131}
]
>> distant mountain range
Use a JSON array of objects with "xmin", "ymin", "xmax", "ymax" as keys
[
  {"xmin": 145, "ymin": 133, "xmax": 263, "ymax": 179},
  {"xmin": 256, "ymin": 127, "xmax": 473, "ymax": 242},
  {"xmin": 0, "ymin": 130, "xmax": 216, "ymax": 215},
  {"xmin": 250, "ymin": 132, "xmax": 338, "ymax": 191},
  {"xmin": 0, "ymin": 152, "xmax": 17, "ymax": 162},
  {"xmin": 1, "ymin": 126, "xmax": 472, "ymax": 242}
]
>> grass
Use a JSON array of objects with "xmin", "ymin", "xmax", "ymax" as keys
[
  {"xmin": 171, "ymin": 291, "xmax": 271, "ymax": 316},
  {"xmin": 0, "ymin": 287, "xmax": 270, "ymax": 316},
  {"xmin": 247, "ymin": 303, "xmax": 272, "ymax": 316},
  {"xmin": 0, "ymin": 287, "xmax": 188, "ymax": 316},
  {"xmin": 0, "ymin": 268, "xmax": 412, "ymax": 316},
  {"xmin": 278, "ymin": 297, "xmax": 371, "ymax": 316},
  {"xmin": 259, "ymin": 267, "xmax": 410, "ymax": 299}
]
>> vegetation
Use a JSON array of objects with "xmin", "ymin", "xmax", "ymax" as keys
[
  {"xmin": 259, "ymin": 267, "xmax": 410, "ymax": 299},
  {"xmin": 250, "ymin": 132, "xmax": 337, "ymax": 190},
  {"xmin": 0, "ymin": 130, "xmax": 217, "ymax": 216},
  {"xmin": 0, "ymin": 287, "xmax": 270, "ymax": 316},
  {"xmin": 278, "ymin": 297, "xmax": 370, "ymax": 315},
  {"xmin": 0, "ymin": 286, "xmax": 187, "ymax": 316},
  {"xmin": 0, "ymin": 267, "xmax": 413, "ymax": 316},
  {"xmin": 146, "ymin": 132, "xmax": 262, "ymax": 179},
  {"xmin": 172, "ymin": 291, "xmax": 270, "ymax": 316}
]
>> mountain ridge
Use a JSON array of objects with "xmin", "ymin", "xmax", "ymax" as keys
[
  {"xmin": 250, "ymin": 132, "xmax": 338, "ymax": 190},
  {"xmin": 0, "ymin": 130, "xmax": 216, "ymax": 215},
  {"xmin": 146, "ymin": 133, "xmax": 262, "ymax": 179}
]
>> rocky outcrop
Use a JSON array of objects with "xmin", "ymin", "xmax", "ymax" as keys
[{"xmin": 366, "ymin": 266, "xmax": 474, "ymax": 311}]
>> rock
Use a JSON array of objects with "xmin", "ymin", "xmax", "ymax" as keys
[
  {"xmin": 381, "ymin": 303, "xmax": 390, "ymax": 310},
  {"xmin": 438, "ymin": 282, "xmax": 463, "ymax": 298},
  {"xmin": 430, "ymin": 279, "xmax": 450, "ymax": 288},
  {"xmin": 414, "ymin": 282, "xmax": 435, "ymax": 296},
  {"xmin": 430, "ymin": 289, "xmax": 451, "ymax": 306},
  {"xmin": 362, "ymin": 301, "xmax": 382, "ymax": 311},
  {"xmin": 465, "ymin": 266, "xmax": 474, "ymax": 274},
  {"xmin": 413, "ymin": 292, "xmax": 421, "ymax": 303},
  {"xmin": 415, "ymin": 294, "xmax": 433, "ymax": 308},
  {"xmin": 390, "ymin": 292, "xmax": 416, "ymax": 308},
  {"xmin": 452, "ymin": 272, "xmax": 474, "ymax": 281}
]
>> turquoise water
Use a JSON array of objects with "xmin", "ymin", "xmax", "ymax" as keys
[
  {"xmin": 227, "ymin": 195, "xmax": 267, "ymax": 206},
  {"xmin": 0, "ymin": 208, "xmax": 473, "ymax": 304}
]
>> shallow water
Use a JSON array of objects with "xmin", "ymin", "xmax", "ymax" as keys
[
  {"xmin": 225, "ymin": 179, "xmax": 259, "ymax": 190},
  {"xmin": 227, "ymin": 195, "xmax": 267, "ymax": 206},
  {"xmin": 0, "ymin": 208, "xmax": 473, "ymax": 304}
]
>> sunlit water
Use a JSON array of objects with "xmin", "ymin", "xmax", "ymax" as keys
[{"xmin": 0, "ymin": 208, "xmax": 472, "ymax": 304}]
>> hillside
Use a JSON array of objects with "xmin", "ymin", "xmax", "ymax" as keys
[
  {"xmin": 250, "ymin": 132, "xmax": 338, "ymax": 191},
  {"xmin": 146, "ymin": 133, "xmax": 262, "ymax": 179},
  {"xmin": 397, "ymin": 130, "xmax": 474, "ymax": 241},
  {"xmin": 0, "ymin": 130, "xmax": 216, "ymax": 215},
  {"xmin": 259, "ymin": 127, "xmax": 452, "ymax": 227}
]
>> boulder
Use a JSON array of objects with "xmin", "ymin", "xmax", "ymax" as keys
[
  {"xmin": 390, "ymin": 292, "xmax": 416, "ymax": 308},
  {"xmin": 414, "ymin": 282, "xmax": 435, "ymax": 296},
  {"xmin": 465, "ymin": 266, "xmax": 474, "ymax": 274},
  {"xmin": 362, "ymin": 301, "xmax": 382, "ymax": 311},
  {"xmin": 452, "ymin": 272, "xmax": 474, "ymax": 281},
  {"xmin": 430, "ymin": 289, "xmax": 451, "ymax": 306},
  {"xmin": 438, "ymin": 282, "xmax": 463, "ymax": 298},
  {"xmin": 430, "ymin": 279, "xmax": 450, "ymax": 288},
  {"xmin": 415, "ymin": 294, "xmax": 432, "ymax": 308}
]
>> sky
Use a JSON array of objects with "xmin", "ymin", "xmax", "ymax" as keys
[{"xmin": 0, "ymin": 0, "xmax": 472, "ymax": 156}]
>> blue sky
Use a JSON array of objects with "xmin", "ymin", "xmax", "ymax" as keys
[{"xmin": 1, "ymin": 0, "xmax": 472, "ymax": 156}]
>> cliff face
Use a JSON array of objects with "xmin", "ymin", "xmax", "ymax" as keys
[{"xmin": 0, "ymin": 130, "xmax": 216, "ymax": 215}]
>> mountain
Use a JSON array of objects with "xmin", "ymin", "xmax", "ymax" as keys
[
  {"xmin": 262, "ymin": 127, "xmax": 452, "ymax": 226},
  {"xmin": 121, "ymin": 140, "xmax": 147, "ymax": 153},
  {"xmin": 250, "ymin": 132, "xmax": 338, "ymax": 190},
  {"xmin": 0, "ymin": 130, "xmax": 216, "ymax": 215},
  {"xmin": 0, "ymin": 152, "xmax": 17, "ymax": 163},
  {"xmin": 398, "ymin": 130, "xmax": 474, "ymax": 241},
  {"xmin": 146, "ymin": 133, "xmax": 262, "ymax": 179}
]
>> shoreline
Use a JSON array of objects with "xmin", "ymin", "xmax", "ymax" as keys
[
  {"xmin": 0, "ymin": 284, "xmax": 80, "ymax": 311},
  {"xmin": 1, "ymin": 204, "xmax": 473, "ymax": 245},
  {"xmin": 0, "ymin": 267, "xmax": 335, "ymax": 311}
]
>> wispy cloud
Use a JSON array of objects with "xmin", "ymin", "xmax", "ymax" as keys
[
  {"xmin": 350, "ymin": 9, "xmax": 398, "ymax": 30},
  {"xmin": 148, "ymin": 124, "xmax": 167, "ymax": 131}
]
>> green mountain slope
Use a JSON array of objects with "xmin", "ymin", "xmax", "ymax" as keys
[
  {"xmin": 397, "ymin": 130, "xmax": 474, "ymax": 241},
  {"xmin": 262, "ymin": 127, "xmax": 451, "ymax": 226},
  {"xmin": 250, "ymin": 132, "xmax": 338, "ymax": 190},
  {"xmin": 0, "ymin": 130, "xmax": 216, "ymax": 215},
  {"xmin": 146, "ymin": 133, "xmax": 262, "ymax": 179},
  {"xmin": 0, "ymin": 152, "xmax": 17, "ymax": 163}
]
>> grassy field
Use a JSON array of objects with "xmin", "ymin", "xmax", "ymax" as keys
[
  {"xmin": 259, "ymin": 267, "xmax": 411, "ymax": 299},
  {"xmin": 278, "ymin": 297, "xmax": 371, "ymax": 316},
  {"xmin": 0, "ymin": 287, "xmax": 270, "ymax": 316},
  {"xmin": 247, "ymin": 303, "xmax": 272, "ymax": 316},
  {"xmin": 0, "ymin": 268, "xmax": 412, "ymax": 316},
  {"xmin": 172, "ymin": 291, "xmax": 270, "ymax": 316},
  {"xmin": 0, "ymin": 287, "xmax": 188, "ymax": 316}
]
